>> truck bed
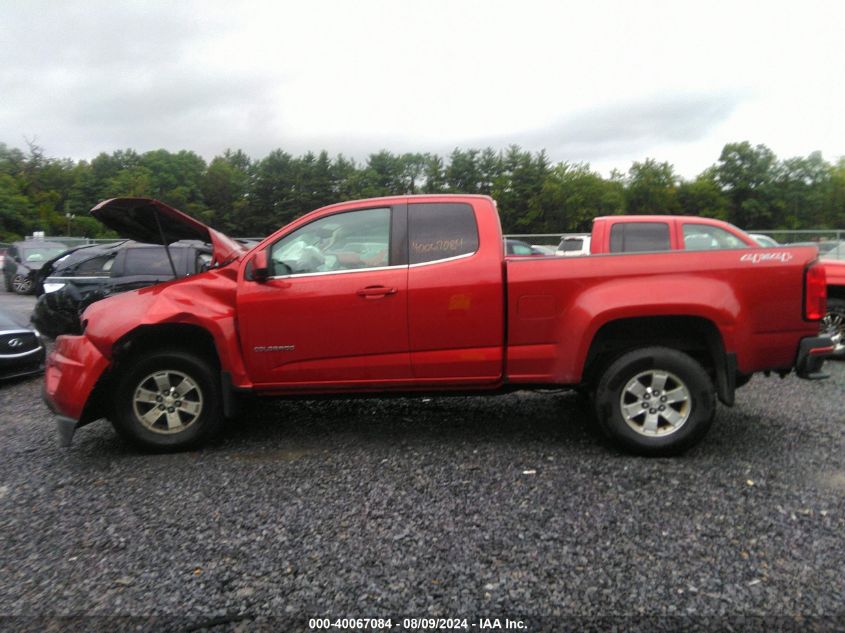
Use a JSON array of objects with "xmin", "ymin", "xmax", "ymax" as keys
[{"xmin": 505, "ymin": 246, "xmax": 821, "ymax": 383}]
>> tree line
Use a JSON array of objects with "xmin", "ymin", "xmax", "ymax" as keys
[{"xmin": 1, "ymin": 140, "xmax": 843, "ymax": 242}]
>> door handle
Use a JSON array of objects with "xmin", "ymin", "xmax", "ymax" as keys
[{"xmin": 356, "ymin": 285, "xmax": 398, "ymax": 298}]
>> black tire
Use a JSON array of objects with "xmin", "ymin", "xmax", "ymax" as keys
[
  {"xmin": 11, "ymin": 273, "xmax": 33, "ymax": 295},
  {"xmin": 594, "ymin": 347, "xmax": 715, "ymax": 456},
  {"xmin": 111, "ymin": 350, "xmax": 223, "ymax": 451},
  {"xmin": 822, "ymin": 297, "xmax": 845, "ymax": 359}
]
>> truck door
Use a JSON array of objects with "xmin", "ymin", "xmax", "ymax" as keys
[
  {"xmin": 236, "ymin": 205, "xmax": 411, "ymax": 387},
  {"xmin": 406, "ymin": 201, "xmax": 504, "ymax": 384}
]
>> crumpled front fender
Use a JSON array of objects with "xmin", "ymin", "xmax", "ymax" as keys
[{"xmin": 43, "ymin": 334, "xmax": 111, "ymax": 424}]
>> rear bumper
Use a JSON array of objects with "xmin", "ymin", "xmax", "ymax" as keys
[
  {"xmin": 795, "ymin": 335, "xmax": 835, "ymax": 380},
  {"xmin": 42, "ymin": 335, "xmax": 110, "ymax": 438}
]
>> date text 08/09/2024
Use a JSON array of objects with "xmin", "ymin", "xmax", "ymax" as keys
[{"xmin": 308, "ymin": 618, "xmax": 526, "ymax": 630}]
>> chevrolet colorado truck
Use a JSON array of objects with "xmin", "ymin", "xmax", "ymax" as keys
[{"xmin": 43, "ymin": 196, "xmax": 833, "ymax": 456}]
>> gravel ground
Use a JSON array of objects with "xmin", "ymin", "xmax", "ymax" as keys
[{"xmin": 1, "ymin": 296, "xmax": 844, "ymax": 632}]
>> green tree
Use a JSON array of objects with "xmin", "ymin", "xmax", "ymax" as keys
[
  {"xmin": 422, "ymin": 154, "xmax": 446, "ymax": 193},
  {"xmin": 445, "ymin": 149, "xmax": 480, "ymax": 193},
  {"xmin": 103, "ymin": 166, "xmax": 155, "ymax": 198},
  {"xmin": 827, "ymin": 158, "xmax": 845, "ymax": 229},
  {"xmin": 714, "ymin": 141, "xmax": 777, "ymax": 228},
  {"xmin": 139, "ymin": 149, "xmax": 207, "ymax": 212},
  {"xmin": 542, "ymin": 163, "xmax": 623, "ymax": 232},
  {"xmin": 0, "ymin": 173, "xmax": 33, "ymax": 240},
  {"xmin": 493, "ymin": 146, "xmax": 550, "ymax": 231},
  {"xmin": 248, "ymin": 149, "xmax": 298, "ymax": 234},
  {"xmin": 625, "ymin": 158, "xmax": 679, "ymax": 214},
  {"xmin": 477, "ymin": 147, "xmax": 502, "ymax": 195},
  {"xmin": 771, "ymin": 152, "xmax": 831, "ymax": 228},
  {"xmin": 201, "ymin": 151, "xmax": 252, "ymax": 233},
  {"xmin": 676, "ymin": 169, "xmax": 729, "ymax": 219},
  {"xmin": 359, "ymin": 150, "xmax": 404, "ymax": 197},
  {"xmin": 330, "ymin": 154, "xmax": 361, "ymax": 199}
]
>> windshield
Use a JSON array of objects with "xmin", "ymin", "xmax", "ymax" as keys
[{"xmin": 22, "ymin": 246, "xmax": 66, "ymax": 263}]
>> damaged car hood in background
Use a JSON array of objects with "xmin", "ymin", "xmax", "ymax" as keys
[{"xmin": 91, "ymin": 197, "xmax": 246, "ymax": 265}]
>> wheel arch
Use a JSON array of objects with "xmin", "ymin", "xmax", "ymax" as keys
[
  {"xmin": 581, "ymin": 315, "xmax": 736, "ymax": 405},
  {"xmin": 112, "ymin": 323, "xmax": 221, "ymax": 368},
  {"xmin": 87, "ymin": 323, "xmax": 240, "ymax": 424}
]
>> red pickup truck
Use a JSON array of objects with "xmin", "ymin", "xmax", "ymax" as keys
[
  {"xmin": 589, "ymin": 214, "xmax": 758, "ymax": 254},
  {"xmin": 820, "ymin": 259, "xmax": 845, "ymax": 355},
  {"xmin": 585, "ymin": 214, "xmax": 844, "ymax": 354},
  {"xmin": 44, "ymin": 196, "xmax": 833, "ymax": 456}
]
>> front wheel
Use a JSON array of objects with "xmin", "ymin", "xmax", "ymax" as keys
[
  {"xmin": 112, "ymin": 350, "xmax": 223, "ymax": 451},
  {"xmin": 11, "ymin": 273, "xmax": 33, "ymax": 295},
  {"xmin": 594, "ymin": 347, "xmax": 715, "ymax": 456}
]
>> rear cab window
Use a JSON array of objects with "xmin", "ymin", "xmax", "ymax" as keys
[
  {"xmin": 609, "ymin": 222, "xmax": 671, "ymax": 253},
  {"xmin": 408, "ymin": 203, "xmax": 479, "ymax": 265}
]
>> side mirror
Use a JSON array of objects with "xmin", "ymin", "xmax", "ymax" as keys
[{"xmin": 250, "ymin": 249, "xmax": 270, "ymax": 282}]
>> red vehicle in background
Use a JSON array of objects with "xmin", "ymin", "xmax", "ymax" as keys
[
  {"xmin": 43, "ymin": 196, "xmax": 833, "ymax": 456},
  {"xmin": 820, "ymin": 258, "xmax": 845, "ymax": 355},
  {"xmin": 586, "ymin": 215, "xmax": 843, "ymax": 354},
  {"xmin": 589, "ymin": 215, "xmax": 759, "ymax": 254}
]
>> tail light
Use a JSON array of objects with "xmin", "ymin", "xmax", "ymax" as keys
[{"xmin": 805, "ymin": 263, "xmax": 827, "ymax": 320}]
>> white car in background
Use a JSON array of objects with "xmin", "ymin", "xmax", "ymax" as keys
[
  {"xmin": 749, "ymin": 233, "xmax": 780, "ymax": 247},
  {"xmin": 556, "ymin": 234, "xmax": 591, "ymax": 256}
]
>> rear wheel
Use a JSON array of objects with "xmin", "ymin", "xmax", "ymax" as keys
[
  {"xmin": 112, "ymin": 350, "xmax": 223, "ymax": 451},
  {"xmin": 821, "ymin": 298, "xmax": 845, "ymax": 358},
  {"xmin": 594, "ymin": 347, "xmax": 715, "ymax": 456},
  {"xmin": 11, "ymin": 274, "xmax": 32, "ymax": 295}
]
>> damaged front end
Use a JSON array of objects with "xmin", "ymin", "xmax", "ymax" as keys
[{"xmin": 43, "ymin": 333, "xmax": 113, "ymax": 446}]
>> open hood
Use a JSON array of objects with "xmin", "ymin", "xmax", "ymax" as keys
[{"xmin": 90, "ymin": 198, "xmax": 246, "ymax": 265}]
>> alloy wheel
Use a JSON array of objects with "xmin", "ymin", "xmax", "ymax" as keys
[
  {"xmin": 131, "ymin": 370, "xmax": 204, "ymax": 434},
  {"xmin": 12, "ymin": 275, "xmax": 32, "ymax": 294},
  {"xmin": 619, "ymin": 369, "xmax": 692, "ymax": 437}
]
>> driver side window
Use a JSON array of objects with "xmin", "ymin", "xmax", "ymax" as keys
[{"xmin": 270, "ymin": 208, "xmax": 391, "ymax": 276}]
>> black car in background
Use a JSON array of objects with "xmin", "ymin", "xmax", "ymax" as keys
[
  {"xmin": 0, "ymin": 307, "xmax": 45, "ymax": 380},
  {"xmin": 2, "ymin": 240, "xmax": 68, "ymax": 294},
  {"xmin": 32, "ymin": 240, "xmax": 212, "ymax": 338}
]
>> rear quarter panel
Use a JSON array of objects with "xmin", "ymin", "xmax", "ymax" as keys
[{"xmin": 506, "ymin": 247, "xmax": 820, "ymax": 383}]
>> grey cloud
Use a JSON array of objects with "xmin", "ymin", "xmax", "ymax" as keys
[
  {"xmin": 0, "ymin": 1, "xmax": 282, "ymax": 160},
  {"xmin": 2, "ymin": 2, "xmax": 221, "ymax": 71},
  {"xmin": 485, "ymin": 94, "xmax": 744, "ymax": 162},
  {"xmin": 0, "ymin": 1, "xmax": 746, "ymax": 167},
  {"xmin": 0, "ymin": 66, "xmax": 282, "ymax": 159},
  {"xmin": 270, "ymin": 94, "xmax": 745, "ymax": 167}
]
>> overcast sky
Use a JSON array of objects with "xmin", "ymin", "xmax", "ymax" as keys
[{"xmin": 1, "ymin": 0, "xmax": 842, "ymax": 178}]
